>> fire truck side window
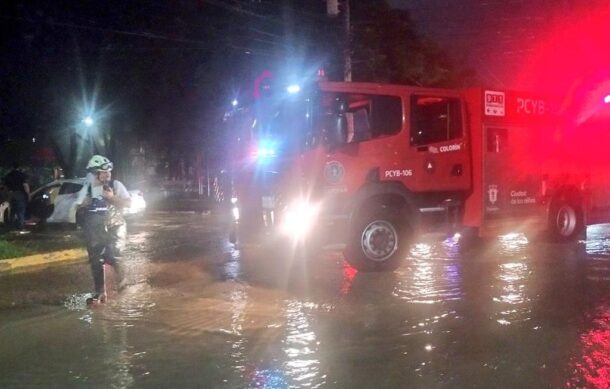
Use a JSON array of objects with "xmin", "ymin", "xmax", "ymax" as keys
[
  {"xmin": 344, "ymin": 94, "xmax": 402, "ymax": 143},
  {"xmin": 410, "ymin": 95, "xmax": 462, "ymax": 146}
]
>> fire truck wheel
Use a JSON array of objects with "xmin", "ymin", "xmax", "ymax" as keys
[
  {"xmin": 345, "ymin": 206, "xmax": 411, "ymax": 272},
  {"xmin": 548, "ymin": 197, "xmax": 584, "ymax": 242}
]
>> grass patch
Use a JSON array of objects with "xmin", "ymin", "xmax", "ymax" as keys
[
  {"xmin": 0, "ymin": 240, "xmax": 34, "ymax": 260},
  {"xmin": 0, "ymin": 229, "xmax": 84, "ymax": 260}
]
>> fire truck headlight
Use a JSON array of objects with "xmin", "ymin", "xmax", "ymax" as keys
[
  {"xmin": 280, "ymin": 200, "xmax": 320, "ymax": 240},
  {"xmin": 256, "ymin": 147, "xmax": 276, "ymax": 159}
]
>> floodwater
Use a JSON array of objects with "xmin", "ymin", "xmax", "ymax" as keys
[{"xmin": 1, "ymin": 212, "xmax": 610, "ymax": 388}]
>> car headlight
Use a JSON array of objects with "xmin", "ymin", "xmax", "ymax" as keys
[
  {"xmin": 125, "ymin": 193, "xmax": 146, "ymax": 214},
  {"xmin": 279, "ymin": 199, "xmax": 320, "ymax": 240}
]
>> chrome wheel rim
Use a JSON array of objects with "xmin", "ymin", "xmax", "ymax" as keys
[{"xmin": 361, "ymin": 220, "xmax": 398, "ymax": 262}]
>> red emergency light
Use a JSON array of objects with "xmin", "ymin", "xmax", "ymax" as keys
[{"xmin": 253, "ymin": 70, "xmax": 273, "ymax": 100}]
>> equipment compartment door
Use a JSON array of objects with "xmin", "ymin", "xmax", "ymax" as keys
[{"xmin": 483, "ymin": 126, "xmax": 542, "ymax": 219}]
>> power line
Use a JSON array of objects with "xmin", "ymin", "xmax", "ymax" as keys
[
  {"xmin": 0, "ymin": 14, "xmax": 281, "ymax": 58},
  {"xmin": 0, "ymin": 15, "xmax": 211, "ymax": 45}
]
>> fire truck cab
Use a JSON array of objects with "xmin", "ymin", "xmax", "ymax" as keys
[{"xmin": 271, "ymin": 81, "xmax": 606, "ymax": 271}]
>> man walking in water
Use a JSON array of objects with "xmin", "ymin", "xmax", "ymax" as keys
[{"xmin": 78, "ymin": 155, "xmax": 131, "ymax": 304}]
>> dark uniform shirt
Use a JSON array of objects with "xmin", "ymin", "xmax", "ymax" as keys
[{"xmin": 3, "ymin": 169, "xmax": 27, "ymax": 194}]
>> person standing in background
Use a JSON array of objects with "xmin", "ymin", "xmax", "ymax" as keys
[{"xmin": 3, "ymin": 162, "xmax": 30, "ymax": 230}]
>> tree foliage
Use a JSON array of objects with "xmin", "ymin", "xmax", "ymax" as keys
[{"xmin": 348, "ymin": 1, "xmax": 469, "ymax": 87}]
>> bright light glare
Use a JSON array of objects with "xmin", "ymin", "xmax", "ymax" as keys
[
  {"xmin": 253, "ymin": 141, "xmax": 277, "ymax": 160},
  {"xmin": 604, "ymin": 95, "xmax": 610, "ymax": 104},
  {"xmin": 231, "ymin": 197, "xmax": 238, "ymax": 204},
  {"xmin": 232, "ymin": 206, "xmax": 240, "ymax": 221},
  {"xmin": 124, "ymin": 196, "xmax": 147, "ymax": 215},
  {"xmin": 82, "ymin": 116, "xmax": 94, "ymax": 127},
  {"xmin": 280, "ymin": 200, "xmax": 320, "ymax": 240},
  {"xmin": 256, "ymin": 147, "xmax": 276, "ymax": 158},
  {"xmin": 287, "ymin": 84, "xmax": 301, "ymax": 94},
  {"xmin": 232, "ymin": 99, "xmax": 238, "ymax": 107}
]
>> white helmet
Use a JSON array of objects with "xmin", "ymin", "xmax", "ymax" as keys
[{"xmin": 86, "ymin": 155, "xmax": 113, "ymax": 172}]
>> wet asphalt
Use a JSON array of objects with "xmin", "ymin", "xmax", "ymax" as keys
[{"xmin": 1, "ymin": 211, "xmax": 610, "ymax": 388}]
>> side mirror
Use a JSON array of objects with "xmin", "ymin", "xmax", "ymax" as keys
[{"xmin": 327, "ymin": 97, "xmax": 348, "ymax": 147}]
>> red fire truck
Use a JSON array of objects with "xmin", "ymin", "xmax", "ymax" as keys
[
  {"xmin": 228, "ymin": 77, "xmax": 610, "ymax": 271},
  {"xmin": 283, "ymin": 82, "xmax": 610, "ymax": 269}
]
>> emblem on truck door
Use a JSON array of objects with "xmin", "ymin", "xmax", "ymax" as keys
[
  {"xmin": 488, "ymin": 185, "xmax": 499, "ymax": 206},
  {"xmin": 324, "ymin": 161, "xmax": 345, "ymax": 184}
]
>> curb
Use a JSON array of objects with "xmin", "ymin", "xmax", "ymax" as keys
[{"xmin": 0, "ymin": 248, "xmax": 88, "ymax": 273}]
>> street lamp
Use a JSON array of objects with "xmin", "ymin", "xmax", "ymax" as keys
[{"xmin": 82, "ymin": 116, "xmax": 94, "ymax": 127}]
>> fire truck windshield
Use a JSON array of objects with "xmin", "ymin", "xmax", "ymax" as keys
[
  {"xmin": 225, "ymin": 91, "xmax": 314, "ymax": 165},
  {"xmin": 257, "ymin": 95, "xmax": 312, "ymax": 156}
]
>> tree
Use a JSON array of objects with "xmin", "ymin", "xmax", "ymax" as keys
[{"xmin": 345, "ymin": 1, "xmax": 472, "ymax": 87}]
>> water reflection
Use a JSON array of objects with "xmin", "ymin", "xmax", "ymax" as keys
[
  {"xmin": 393, "ymin": 237, "xmax": 463, "ymax": 304},
  {"xmin": 497, "ymin": 232, "xmax": 529, "ymax": 255},
  {"xmin": 282, "ymin": 300, "xmax": 323, "ymax": 388},
  {"xmin": 227, "ymin": 265, "xmax": 248, "ymax": 376},
  {"xmin": 493, "ymin": 262, "xmax": 531, "ymax": 325},
  {"xmin": 220, "ymin": 244, "xmax": 243, "ymax": 281},
  {"xmin": 567, "ymin": 303, "xmax": 610, "ymax": 388},
  {"xmin": 491, "ymin": 234, "xmax": 533, "ymax": 326},
  {"xmin": 586, "ymin": 225, "xmax": 610, "ymax": 255},
  {"xmin": 340, "ymin": 265, "xmax": 358, "ymax": 297}
]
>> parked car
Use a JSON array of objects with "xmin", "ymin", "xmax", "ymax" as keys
[
  {"xmin": 0, "ymin": 184, "xmax": 10, "ymax": 224},
  {"xmin": 0, "ymin": 200, "xmax": 9, "ymax": 224},
  {"xmin": 28, "ymin": 178, "xmax": 146, "ymax": 225}
]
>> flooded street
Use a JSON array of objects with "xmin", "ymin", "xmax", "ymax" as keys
[{"xmin": 1, "ymin": 212, "xmax": 610, "ymax": 388}]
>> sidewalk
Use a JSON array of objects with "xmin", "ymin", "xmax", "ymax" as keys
[
  {"xmin": 0, "ymin": 248, "xmax": 87, "ymax": 273},
  {"xmin": 0, "ymin": 225, "xmax": 87, "ymax": 273}
]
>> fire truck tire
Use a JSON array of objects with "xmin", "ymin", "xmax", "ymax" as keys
[
  {"xmin": 345, "ymin": 205, "xmax": 411, "ymax": 272},
  {"xmin": 548, "ymin": 196, "xmax": 584, "ymax": 242}
]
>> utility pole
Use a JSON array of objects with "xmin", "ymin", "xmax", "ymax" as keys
[
  {"xmin": 343, "ymin": 0, "xmax": 352, "ymax": 82},
  {"xmin": 327, "ymin": 0, "xmax": 352, "ymax": 82}
]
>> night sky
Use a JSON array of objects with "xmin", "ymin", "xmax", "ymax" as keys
[
  {"xmin": 391, "ymin": 0, "xmax": 610, "ymax": 90},
  {"xmin": 2, "ymin": 0, "xmax": 610, "ymax": 171}
]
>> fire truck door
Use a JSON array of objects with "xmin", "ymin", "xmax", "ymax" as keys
[
  {"xmin": 409, "ymin": 94, "xmax": 470, "ymax": 191},
  {"xmin": 483, "ymin": 126, "xmax": 541, "ymax": 219}
]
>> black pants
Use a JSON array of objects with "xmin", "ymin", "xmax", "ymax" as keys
[
  {"xmin": 84, "ymin": 214, "xmax": 126, "ymax": 295},
  {"xmin": 9, "ymin": 191, "xmax": 27, "ymax": 229}
]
